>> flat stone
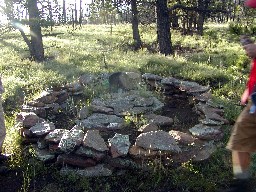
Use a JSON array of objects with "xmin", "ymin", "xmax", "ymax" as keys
[
  {"xmin": 79, "ymin": 74, "xmax": 96, "ymax": 85},
  {"xmin": 22, "ymin": 105, "xmax": 47, "ymax": 118},
  {"xmin": 78, "ymin": 113, "xmax": 124, "ymax": 130},
  {"xmin": 45, "ymin": 129, "xmax": 69, "ymax": 143},
  {"xmin": 106, "ymin": 157, "xmax": 141, "ymax": 169},
  {"xmin": 192, "ymin": 141, "xmax": 217, "ymax": 161},
  {"xmin": 135, "ymin": 131, "xmax": 181, "ymax": 152},
  {"xmin": 16, "ymin": 112, "xmax": 43, "ymax": 128},
  {"xmin": 108, "ymin": 133, "xmax": 131, "ymax": 158},
  {"xmin": 144, "ymin": 114, "xmax": 173, "ymax": 126},
  {"xmin": 200, "ymin": 119, "xmax": 224, "ymax": 126},
  {"xmin": 29, "ymin": 122, "xmax": 55, "ymax": 137},
  {"xmin": 192, "ymin": 92, "xmax": 212, "ymax": 102},
  {"xmin": 60, "ymin": 164, "xmax": 113, "ymax": 177},
  {"xmin": 138, "ymin": 123, "xmax": 159, "ymax": 133},
  {"xmin": 91, "ymin": 105, "xmax": 114, "ymax": 114},
  {"xmin": 83, "ymin": 130, "xmax": 108, "ymax": 152},
  {"xmin": 75, "ymin": 146, "xmax": 106, "ymax": 161},
  {"xmin": 169, "ymin": 130, "xmax": 197, "ymax": 145},
  {"xmin": 78, "ymin": 106, "xmax": 89, "ymax": 119},
  {"xmin": 33, "ymin": 145, "xmax": 56, "ymax": 162},
  {"xmin": 57, "ymin": 154, "xmax": 96, "ymax": 168},
  {"xmin": 142, "ymin": 73, "xmax": 163, "ymax": 81},
  {"xmin": 58, "ymin": 129, "xmax": 84, "ymax": 152},
  {"xmin": 189, "ymin": 124, "xmax": 222, "ymax": 140},
  {"xmin": 65, "ymin": 82, "xmax": 83, "ymax": 93}
]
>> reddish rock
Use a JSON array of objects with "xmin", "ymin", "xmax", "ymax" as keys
[
  {"xmin": 57, "ymin": 154, "xmax": 96, "ymax": 168},
  {"xmin": 16, "ymin": 112, "xmax": 43, "ymax": 128}
]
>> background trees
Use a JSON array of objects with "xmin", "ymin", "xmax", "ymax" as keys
[{"xmin": 0, "ymin": 0, "xmax": 255, "ymax": 59}]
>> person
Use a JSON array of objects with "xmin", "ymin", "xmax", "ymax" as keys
[
  {"xmin": 226, "ymin": 1, "xmax": 256, "ymax": 191},
  {"xmin": 240, "ymin": 35, "xmax": 256, "ymax": 114}
]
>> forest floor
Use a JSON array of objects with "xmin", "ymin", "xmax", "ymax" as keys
[{"xmin": 1, "ymin": 97, "xmax": 256, "ymax": 192}]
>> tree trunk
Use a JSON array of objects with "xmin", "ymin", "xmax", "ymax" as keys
[
  {"xmin": 63, "ymin": 0, "xmax": 66, "ymax": 23},
  {"xmin": 131, "ymin": 0, "xmax": 142, "ymax": 50},
  {"xmin": 48, "ymin": 0, "xmax": 53, "ymax": 31},
  {"xmin": 27, "ymin": 0, "xmax": 44, "ymax": 61},
  {"xmin": 156, "ymin": 0, "xmax": 172, "ymax": 55},
  {"xmin": 197, "ymin": 0, "xmax": 209, "ymax": 36},
  {"xmin": 79, "ymin": 0, "xmax": 83, "ymax": 26}
]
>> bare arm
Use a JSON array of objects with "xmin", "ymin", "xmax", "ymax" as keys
[{"xmin": 241, "ymin": 88, "xmax": 249, "ymax": 105}]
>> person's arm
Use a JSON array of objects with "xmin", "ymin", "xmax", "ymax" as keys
[{"xmin": 241, "ymin": 88, "xmax": 249, "ymax": 105}]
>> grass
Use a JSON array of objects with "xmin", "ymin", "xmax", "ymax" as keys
[{"xmin": 0, "ymin": 22, "xmax": 251, "ymax": 191}]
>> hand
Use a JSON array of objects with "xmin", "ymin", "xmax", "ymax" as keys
[{"xmin": 244, "ymin": 44, "xmax": 256, "ymax": 58}]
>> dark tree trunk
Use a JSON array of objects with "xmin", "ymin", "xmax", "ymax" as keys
[
  {"xmin": 63, "ymin": 0, "xmax": 66, "ymax": 23},
  {"xmin": 48, "ymin": 0, "xmax": 53, "ymax": 31},
  {"xmin": 197, "ymin": 0, "xmax": 209, "ymax": 36},
  {"xmin": 131, "ymin": 0, "xmax": 142, "ymax": 50},
  {"xmin": 79, "ymin": 0, "xmax": 83, "ymax": 26},
  {"xmin": 156, "ymin": 0, "xmax": 172, "ymax": 55},
  {"xmin": 170, "ymin": 10, "xmax": 179, "ymax": 28},
  {"xmin": 27, "ymin": 0, "xmax": 44, "ymax": 61}
]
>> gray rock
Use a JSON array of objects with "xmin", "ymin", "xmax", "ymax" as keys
[
  {"xmin": 91, "ymin": 105, "xmax": 114, "ymax": 114},
  {"xmin": 33, "ymin": 145, "xmax": 56, "ymax": 162},
  {"xmin": 16, "ymin": 112, "xmax": 43, "ymax": 128},
  {"xmin": 78, "ymin": 106, "xmax": 89, "ymax": 119},
  {"xmin": 22, "ymin": 105, "xmax": 47, "ymax": 118},
  {"xmin": 135, "ymin": 130, "xmax": 181, "ymax": 152},
  {"xmin": 45, "ymin": 129, "xmax": 69, "ymax": 143},
  {"xmin": 29, "ymin": 122, "xmax": 55, "ymax": 137},
  {"xmin": 189, "ymin": 124, "xmax": 222, "ymax": 140},
  {"xmin": 58, "ymin": 129, "xmax": 84, "ymax": 152},
  {"xmin": 161, "ymin": 77, "xmax": 210, "ymax": 94},
  {"xmin": 192, "ymin": 141, "xmax": 217, "ymax": 161},
  {"xmin": 169, "ymin": 130, "xmax": 197, "ymax": 145},
  {"xmin": 144, "ymin": 114, "xmax": 173, "ymax": 126},
  {"xmin": 200, "ymin": 119, "xmax": 224, "ymax": 126},
  {"xmin": 60, "ymin": 164, "xmax": 113, "ymax": 177},
  {"xmin": 75, "ymin": 146, "xmax": 106, "ymax": 161},
  {"xmin": 78, "ymin": 113, "xmax": 124, "ymax": 130},
  {"xmin": 79, "ymin": 74, "xmax": 96, "ymax": 85},
  {"xmin": 108, "ymin": 133, "xmax": 131, "ymax": 158},
  {"xmin": 83, "ymin": 130, "xmax": 108, "ymax": 152},
  {"xmin": 109, "ymin": 72, "xmax": 141, "ymax": 92},
  {"xmin": 138, "ymin": 123, "xmax": 159, "ymax": 133}
]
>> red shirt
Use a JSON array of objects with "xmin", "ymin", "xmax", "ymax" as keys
[{"xmin": 247, "ymin": 58, "xmax": 256, "ymax": 95}]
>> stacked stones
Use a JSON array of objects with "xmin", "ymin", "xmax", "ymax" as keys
[{"xmin": 15, "ymin": 72, "xmax": 229, "ymax": 177}]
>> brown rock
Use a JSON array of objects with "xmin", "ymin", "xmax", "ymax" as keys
[{"xmin": 57, "ymin": 154, "xmax": 96, "ymax": 168}]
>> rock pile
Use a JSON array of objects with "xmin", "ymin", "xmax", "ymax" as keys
[{"xmin": 15, "ymin": 72, "xmax": 229, "ymax": 177}]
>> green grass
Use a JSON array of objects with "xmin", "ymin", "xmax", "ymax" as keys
[{"xmin": 0, "ymin": 23, "xmax": 250, "ymax": 191}]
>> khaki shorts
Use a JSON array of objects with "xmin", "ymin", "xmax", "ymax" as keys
[{"xmin": 227, "ymin": 101, "xmax": 256, "ymax": 152}]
